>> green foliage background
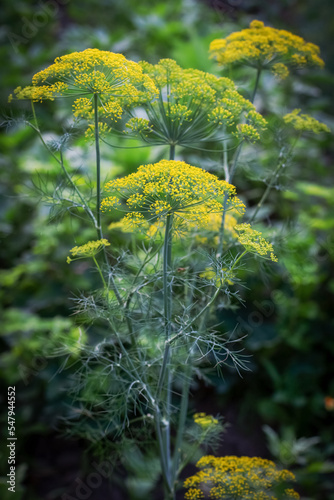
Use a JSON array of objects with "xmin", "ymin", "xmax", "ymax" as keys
[{"xmin": 1, "ymin": 1, "xmax": 334, "ymax": 499}]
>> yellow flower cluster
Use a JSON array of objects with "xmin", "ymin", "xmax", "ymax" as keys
[
  {"xmin": 234, "ymin": 123, "xmax": 262, "ymax": 143},
  {"xmin": 191, "ymin": 211, "xmax": 239, "ymax": 246},
  {"xmin": 9, "ymin": 81, "xmax": 68, "ymax": 102},
  {"xmin": 194, "ymin": 413, "xmax": 219, "ymax": 428},
  {"xmin": 9, "ymin": 49, "xmax": 158, "ymax": 136},
  {"xmin": 11, "ymin": 49, "xmax": 157, "ymax": 102},
  {"xmin": 125, "ymin": 59, "xmax": 266, "ymax": 146},
  {"xmin": 235, "ymin": 223, "xmax": 277, "ymax": 261},
  {"xmin": 210, "ymin": 20, "xmax": 324, "ymax": 78},
  {"xmin": 126, "ymin": 117, "xmax": 153, "ymax": 134},
  {"xmin": 272, "ymin": 62, "xmax": 290, "ymax": 79},
  {"xmin": 283, "ymin": 109, "xmax": 330, "ymax": 134},
  {"xmin": 67, "ymin": 239, "xmax": 110, "ymax": 263},
  {"xmin": 108, "ymin": 208, "xmax": 240, "ymax": 244},
  {"xmin": 184, "ymin": 455, "xmax": 299, "ymax": 500},
  {"xmin": 102, "ymin": 160, "xmax": 245, "ymax": 233}
]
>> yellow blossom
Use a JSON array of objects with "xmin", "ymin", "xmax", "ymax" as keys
[
  {"xmin": 185, "ymin": 488, "xmax": 205, "ymax": 500},
  {"xmin": 272, "ymin": 62, "xmax": 290, "ymax": 79},
  {"xmin": 233, "ymin": 123, "xmax": 261, "ymax": 143},
  {"xmin": 125, "ymin": 59, "xmax": 266, "ymax": 146},
  {"xmin": 210, "ymin": 20, "xmax": 324, "ymax": 78},
  {"xmin": 67, "ymin": 239, "xmax": 110, "ymax": 263},
  {"xmin": 283, "ymin": 109, "xmax": 330, "ymax": 134},
  {"xmin": 9, "ymin": 49, "xmax": 158, "ymax": 135},
  {"xmin": 235, "ymin": 223, "xmax": 277, "ymax": 261},
  {"xmin": 194, "ymin": 412, "xmax": 219, "ymax": 428},
  {"xmin": 184, "ymin": 455, "xmax": 299, "ymax": 499},
  {"xmin": 11, "ymin": 48, "xmax": 157, "ymax": 102},
  {"xmin": 102, "ymin": 160, "xmax": 245, "ymax": 234}
]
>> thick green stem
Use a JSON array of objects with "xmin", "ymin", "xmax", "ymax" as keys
[
  {"xmin": 163, "ymin": 212, "xmax": 174, "ymax": 483},
  {"xmin": 154, "ymin": 210, "xmax": 174, "ymax": 498},
  {"xmin": 172, "ymin": 361, "xmax": 192, "ymax": 481},
  {"xmin": 169, "ymin": 143, "xmax": 175, "ymax": 161},
  {"xmin": 216, "ymin": 195, "xmax": 229, "ymax": 259},
  {"xmin": 154, "ymin": 142, "xmax": 177, "ymax": 499},
  {"xmin": 251, "ymin": 66, "xmax": 262, "ymax": 104},
  {"xmin": 154, "ymin": 411, "xmax": 172, "ymax": 495}
]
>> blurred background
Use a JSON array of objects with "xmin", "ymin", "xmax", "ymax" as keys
[{"xmin": 1, "ymin": 1, "xmax": 334, "ymax": 499}]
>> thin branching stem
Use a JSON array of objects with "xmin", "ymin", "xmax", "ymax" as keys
[
  {"xmin": 30, "ymin": 101, "xmax": 97, "ymax": 226},
  {"xmin": 92, "ymin": 256, "xmax": 108, "ymax": 290},
  {"xmin": 248, "ymin": 133, "xmax": 301, "ymax": 223},
  {"xmin": 93, "ymin": 94, "xmax": 124, "ymax": 310}
]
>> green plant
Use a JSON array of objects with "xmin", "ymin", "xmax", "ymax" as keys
[{"xmin": 7, "ymin": 19, "xmax": 330, "ymax": 500}]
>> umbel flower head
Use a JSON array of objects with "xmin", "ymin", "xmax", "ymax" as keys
[
  {"xmin": 125, "ymin": 58, "xmax": 267, "ymax": 146},
  {"xmin": 235, "ymin": 223, "xmax": 277, "ymax": 262},
  {"xmin": 210, "ymin": 20, "xmax": 324, "ymax": 79},
  {"xmin": 67, "ymin": 239, "xmax": 110, "ymax": 263},
  {"xmin": 184, "ymin": 455, "xmax": 300, "ymax": 500},
  {"xmin": 102, "ymin": 160, "xmax": 245, "ymax": 233},
  {"xmin": 9, "ymin": 49, "xmax": 158, "ymax": 136},
  {"xmin": 283, "ymin": 109, "xmax": 330, "ymax": 134},
  {"xmin": 193, "ymin": 412, "xmax": 219, "ymax": 429}
]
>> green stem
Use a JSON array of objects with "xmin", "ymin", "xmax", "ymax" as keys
[
  {"xmin": 94, "ymin": 94, "xmax": 102, "ymax": 239},
  {"xmin": 192, "ymin": 286, "xmax": 222, "ymax": 326},
  {"xmin": 217, "ymin": 68, "xmax": 262, "ymax": 259},
  {"xmin": 164, "ymin": 212, "xmax": 174, "ymax": 480},
  {"xmin": 191, "ymin": 250, "xmax": 247, "ymax": 337},
  {"xmin": 31, "ymin": 100, "xmax": 125, "ymax": 308},
  {"xmin": 248, "ymin": 161, "xmax": 282, "ymax": 223},
  {"xmin": 155, "ymin": 142, "xmax": 176, "ymax": 499},
  {"xmin": 231, "ymin": 250, "xmax": 248, "ymax": 270},
  {"xmin": 251, "ymin": 66, "xmax": 262, "ymax": 104},
  {"xmin": 169, "ymin": 144, "xmax": 175, "ymax": 161},
  {"xmin": 216, "ymin": 195, "xmax": 229, "ymax": 259},
  {"xmin": 223, "ymin": 126, "xmax": 229, "ymax": 180},
  {"xmin": 30, "ymin": 101, "xmax": 97, "ymax": 227},
  {"xmin": 92, "ymin": 255, "xmax": 107, "ymax": 290},
  {"xmin": 154, "ymin": 412, "xmax": 172, "ymax": 495},
  {"xmin": 93, "ymin": 94, "xmax": 124, "ymax": 308},
  {"xmin": 172, "ymin": 361, "xmax": 192, "ymax": 481},
  {"xmin": 230, "ymin": 68, "xmax": 262, "ymax": 184},
  {"xmin": 249, "ymin": 135, "xmax": 300, "ymax": 224},
  {"xmin": 111, "ymin": 324, "xmax": 170, "ymax": 489},
  {"xmin": 177, "ymin": 425, "xmax": 215, "ymax": 476},
  {"xmin": 154, "ymin": 211, "xmax": 174, "ymax": 498}
]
